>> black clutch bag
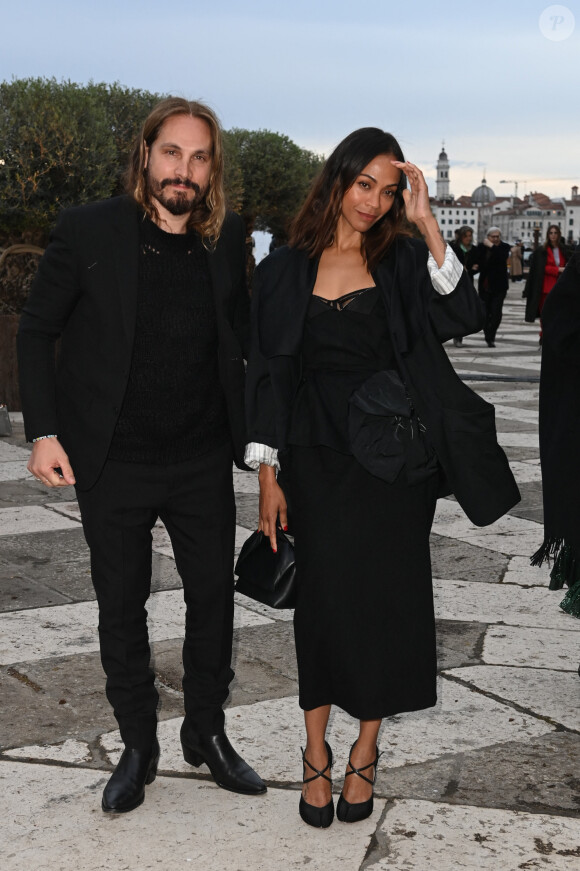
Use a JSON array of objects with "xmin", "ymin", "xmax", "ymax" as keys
[{"xmin": 234, "ymin": 529, "xmax": 297, "ymax": 609}]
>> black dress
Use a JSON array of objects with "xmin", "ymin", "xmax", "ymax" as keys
[{"xmin": 284, "ymin": 287, "xmax": 439, "ymax": 720}]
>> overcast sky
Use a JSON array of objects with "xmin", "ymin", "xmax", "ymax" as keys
[{"xmin": 2, "ymin": 0, "xmax": 578, "ymax": 200}]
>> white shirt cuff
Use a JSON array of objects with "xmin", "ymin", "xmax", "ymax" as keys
[
  {"xmin": 427, "ymin": 244, "xmax": 463, "ymax": 295},
  {"xmin": 244, "ymin": 442, "xmax": 280, "ymax": 470}
]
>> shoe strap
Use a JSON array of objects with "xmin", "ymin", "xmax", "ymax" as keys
[
  {"xmin": 344, "ymin": 747, "xmax": 382, "ymax": 786},
  {"xmin": 301, "ymin": 747, "xmax": 332, "ymax": 785}
]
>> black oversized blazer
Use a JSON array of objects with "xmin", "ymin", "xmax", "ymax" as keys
[
  {"xmin": 246, "ymin": 236, "xmax": 520, "ymax": 527},
  {"xmin": 17, "ymin": 196, "xmax": 249, "ymax": 490}
]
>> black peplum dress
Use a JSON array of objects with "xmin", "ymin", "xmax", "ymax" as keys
[{"xmin": 284, "ymin": 286, "xmax": 439, "ymax": 720}]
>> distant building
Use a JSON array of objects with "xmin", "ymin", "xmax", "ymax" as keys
[
  {"xmin": 564, "ymin": 186, "xmax": 580, "ymax": 244},
  {"xmin": 430, "ymin": 146, "xmax": 478, "ymax": 241},
  {"xmin": 429, "ymin": 146, "xmax": 578, "ymax": 246},
  {"xmin": 471, "ymin": 177, "xmax": 496, "ymax": 207},
  {"xmin": 490, "ymin": 192, "xmax": 566, "ymax": 245},
  {"xmin": 436, "ymin": 145, "xmax": 453, "ymax": 202}
]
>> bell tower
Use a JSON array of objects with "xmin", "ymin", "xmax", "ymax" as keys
[{"xmin": 436, "ymin": 143, "xmax": 451, "ymax": 201}]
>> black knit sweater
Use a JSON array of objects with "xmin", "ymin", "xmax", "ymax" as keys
[{"xmin": 108, "ymin": 217, "xmax": 228, "ymax": 464}]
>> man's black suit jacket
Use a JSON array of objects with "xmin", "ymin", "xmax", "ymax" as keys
[{"xmin": 17, "ymin": 196, "xmax": 249, "ymax": 490}]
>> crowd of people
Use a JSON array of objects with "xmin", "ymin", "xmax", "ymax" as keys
[{"xmin": 15, "ymin": 95, "xmax": 578, "ymax": 833}]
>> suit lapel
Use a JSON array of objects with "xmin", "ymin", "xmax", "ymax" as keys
[
  {"xmin": 111, "ymin": 198, "xmax": 141, "ymax": 347},
  {"xmin": 205, "ymin": 238, "xmax": 232, "ymax": 329}
]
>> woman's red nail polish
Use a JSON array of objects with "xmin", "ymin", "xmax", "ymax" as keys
[{"xmin": 283, "ymin": 525, "xmax": 288, "ymax": 531}]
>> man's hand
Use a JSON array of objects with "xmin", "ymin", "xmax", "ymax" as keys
[{"xmin": 28, "ymin": 438, "xmax": 76, "ymax": 487}]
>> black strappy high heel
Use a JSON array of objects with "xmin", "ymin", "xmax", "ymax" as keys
[
  {"xmin": 336, "ymin": 741, "xmax": 381, "ymax": 823},
  {"xmin": 299, "ymin": 741, "xmax": 334, "ymax": 828}
]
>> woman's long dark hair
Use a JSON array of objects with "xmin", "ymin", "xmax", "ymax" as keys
[
  {"xmin": 289, "ymin": 128, "xmax": 408, "ymax": 270},
  {"xmin": 543, "ymin": 224, "xmax": 566, "ymax": 255}
]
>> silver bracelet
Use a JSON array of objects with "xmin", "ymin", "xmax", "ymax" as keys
[{"xmin": 32, "ymin": 434, "xmax": 58, "ymax": 443}]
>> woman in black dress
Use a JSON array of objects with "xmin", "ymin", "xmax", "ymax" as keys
[{"xmin": 245, "ymin": 129, "xmax": 519, "ymax": 828}]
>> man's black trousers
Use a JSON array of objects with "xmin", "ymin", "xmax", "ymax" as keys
[
  {"xmin": 76, "ymin": 443, "xmax": 235, "ymax": 749},
  {"xmin": 479, "ymin": 289, "xmax": 507, "ymax": 344}
]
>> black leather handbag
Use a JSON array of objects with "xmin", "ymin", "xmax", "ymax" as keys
[{"xmin": 234, "ymin": 528, "xmax": 297, "ymax": 609}]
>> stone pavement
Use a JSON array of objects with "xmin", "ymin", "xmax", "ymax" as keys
[{"xmin": 1, "ymin": 293, "xmax": 579, "ymax": 870}]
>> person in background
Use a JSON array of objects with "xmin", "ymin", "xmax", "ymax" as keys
[
  {"xmin": 450, "ymin": 225, "xmax": 479, "ymax": 347},
  {"xmin": 509, "ymin": 241, "xmax": 523, "ymax": 282},
  {"xmin": 532, "ymin": 254, "xmax": 580, "ymax": 664},
  {"xmin": 524, "ymin": 225, "xmax": 568, "ymax": 344},
  {"xmin": 473, "ymin": 226, "xmax": 511, "ymax": 347}
]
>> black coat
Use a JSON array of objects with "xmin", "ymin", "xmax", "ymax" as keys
[
  {"xmin": 449, "ymin": 241, "xmax": 478, "ymax": 281},
  {"xmin": 474, "ymin": 240, "xmax": 511, "ymax": 294},
  {"xmin": 246, "ymin": 237, "xmax": 520, "ymax": 527},
  {"xmin": 524, "ymin": 248, "xmax": 548, "ymax": 322},
  {"xmin": 524, "ymin": 245, "xmax": 570, "ymax": 323},
  {"xmin": 17, "ymin": 196, "xmax": 250, "ymax": 489},
  {"xmin": 537, "ymin": 254, "xmax": 580, "ymax": 555}
]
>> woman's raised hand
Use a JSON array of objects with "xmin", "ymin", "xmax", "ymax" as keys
[
  {"xmin": 392, "ymin": 159, "xmax": 446, "ymax": 267},
  {"xmin": 391, "ymin": 160, "xmax": 432, "ymax": 227}
]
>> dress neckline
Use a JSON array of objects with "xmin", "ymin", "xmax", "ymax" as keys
[{"xmin": 312, "ymin": 286, "xmax": 376, "ymax": 311}]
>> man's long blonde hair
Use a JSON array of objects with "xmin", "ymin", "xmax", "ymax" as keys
[{"xmin": 125, "ymin": 97, "xmax": 226, "ymax": 242}]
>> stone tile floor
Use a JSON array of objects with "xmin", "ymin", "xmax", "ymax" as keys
[{"xmin": 1, "ymin": 295, "xmax": 579, "ymax": 870}]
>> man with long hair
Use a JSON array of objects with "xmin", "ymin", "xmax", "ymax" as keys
[{"xmin": 17, "ymin": 97, "xmax": 265, "ymax": 812}]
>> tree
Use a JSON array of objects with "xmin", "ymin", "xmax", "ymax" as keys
[
  {"xmin": 227, "ymin": 128, "xmax": 323, "ymax": 240},
  {"xmin": 88, "ymin": 82, "xmax": 163, "ymax": 196},
  {"xmin": 222, "ymin": 131, "xmax": 244, "ymax": 214},
  {"xmin": 0, "ymin": 78, "xmax": 118, "ymax": 236}
]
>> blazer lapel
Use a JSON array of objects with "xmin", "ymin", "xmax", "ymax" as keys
[
  {"xmin": 374, "ymin": 237, "xmax": 422, "ymax": 355},
  {"xmin": 205, "ymin": 238, "xmax": 232, "ymax": 327},
  {"xmin": 258, "ymin": 247, "xmax": 318, "ymax": 358},
  {"xmin": 111, "ymin": 197, "xmax": 141, "ymax": 347}
]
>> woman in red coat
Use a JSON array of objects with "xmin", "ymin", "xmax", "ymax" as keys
[{"xmin": 524, "ymin": 225, "xmax": 567, "ymax": 343}]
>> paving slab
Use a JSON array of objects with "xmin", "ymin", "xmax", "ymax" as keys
[
  {"xmin": 433, "ymin": 579, "xmax": 569, "ymax": 629},
  {"xmin": 0, "ymin": 593, "xmax": 272, "ymax": 665},
  {"xmin": 503, "ymin": 555, "xmax": 551, "ymax": 588},
  {"xmin": 235, "ymin": 492, "xmax": 260, "ymax": 530},
  {"xmin": 445, "ymin": 666, "xmax": 580, "ymax": 732},
  {"xmin": 429, "ymin": 533, "xmax": 509, "ymax": 583},
  {"xmin": 471, "ymin": 389, "xmax": 539, "ymax": 404},
  {"xmin": 0, "ymin": 761, "xmax": 381, "ymax": 871},
  {"xmin": 88, "ymin": 686, "xmax": 553, "ymax": 784},
  {"xmin": 435, "ymin": 619, "xmax": 485, "ymax": 669},
  {"xmin": 498, "ymin": 431, "xmax": 540, "ymax": 449},
  {"xmin": 0, "ymin": 442, "xmax": 31, "ymax": 462},
  {"xmin": 509, "ymin": 460, "xmax": 543, "ymax": 483},
  {"xmin": 0, "ymin": 479, "xmax": 77, "ymax": 507},
  {"xmin": 368, "ymin": 799, "xmax": 580, "ymax": 870},
  {"xmin": 483, "ymin": 625, "xmax": 580, "ymax": 671},
  {"xmin": 0, "ymin": 571, "xmax": 73, "ymax": 611},
  {"xmin": 0, "ymin": 528, "xmax": 93, "ymax": 602},
  {"xmin": 233, "ymin": 467, "xmax": 260, "ymax": 494},
  {"xmin": 0, "ymin": 504, "xmax": 81, "ymax": 536},
  {"xmin": 495, "ymin": 404, "xmax": 539, "ymax": 423},
  {"xmin": 0, "ymin": 461, "xmax": 30, "ymax": 482},
  {"xmin": 372, "ymin": 733, "xmax": 580, "ymax": 815},
  {"xmin": 432, "ymin": 499, "xmax": 543, "ymax": 557}
]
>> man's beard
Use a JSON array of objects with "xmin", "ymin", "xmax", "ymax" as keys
[{"xmin": 146, "ymin": 173, "xmax": 208, "ymax": 217}]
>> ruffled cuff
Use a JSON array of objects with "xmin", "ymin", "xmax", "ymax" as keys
[
  {"xmin": 427, "ymin": 244, "xmax": 463, "ymax": 295},
  {"xmin": 244, "ymin": 442, "xmax": 280, "ymax": 471}
]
